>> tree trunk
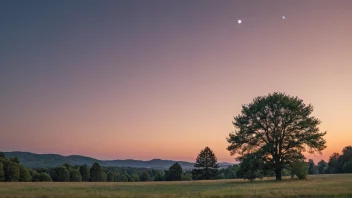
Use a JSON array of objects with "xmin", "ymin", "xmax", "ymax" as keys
[{"xmin": 275, "ymin": 167, "xmax": 282, "ymax": 180}]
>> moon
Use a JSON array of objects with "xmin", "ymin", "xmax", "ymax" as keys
[
  {"xmin": 238, "ymin": 19, "xmax": 242, "ymax": 24},
  {"xmin": 282, "ymin": 16, "xmax": 286, "ymax": 20}
]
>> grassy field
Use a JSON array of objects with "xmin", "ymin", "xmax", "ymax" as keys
[{"xmin": 0, "ymin": 174, "xmax": 352, "ymax": 198}]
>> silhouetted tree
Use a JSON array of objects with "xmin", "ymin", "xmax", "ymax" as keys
[
  {"xmin": 227, "ymin": 93, "xmax": 327, "ymax": 180},
  {"xmin": 308, "ymin": 159, "xmax": 318, "ymax": 174},
  {"xmin": 54, "ymin": 166, "xmax": 70, "ymax": 182},
  {"xmin": 90, "ymin": 162, "xmax": 106, "ymax": 182},
  {"xmin": 165, "ymin": 163, "xmax": 183, "ymax": 181},
  {"xmin": 317, "ymin": 160, "xmax": 327, "ymax": 174},
  {"xmin": 328, "ymin": 153, "xmax": 340, "ymax": 173},
  {"xmin": 79, "ymin": 165, "xmax": 90, "ymax": 181},
  {"xmin": 192, "ymin": 147, "xmax": 219, "ymax": 180}
]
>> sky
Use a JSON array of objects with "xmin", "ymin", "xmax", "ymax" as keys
[{"xmin": 1, "ymin": 0, "xmax": 352, "ymax": 163}]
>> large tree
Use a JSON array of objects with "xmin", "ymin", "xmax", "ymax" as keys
[
  {"xmin": 227, "ymin": 93, "xmax": 326, "ymax": 180},
  {"xmin": 192, "ymin": 147, "xmax": 219, "ymax": 180}
]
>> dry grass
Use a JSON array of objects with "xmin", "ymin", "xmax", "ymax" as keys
[{"xmin": 0, "ymin": 174, "xmax": 352, "ymax": 198}]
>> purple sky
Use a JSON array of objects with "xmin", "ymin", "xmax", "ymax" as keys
[{"xmin": 1, "ymin": 0, "xmax": 352, "ymax": 162}]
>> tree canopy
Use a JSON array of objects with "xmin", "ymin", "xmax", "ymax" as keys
[{"xmin": 227, "ymin": 93, "xmax": 326, "ymax": 180}]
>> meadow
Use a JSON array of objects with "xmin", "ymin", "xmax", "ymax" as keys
[{"xmin": 0, "ymin": 174, "xmax": 352, "ymax": 198}]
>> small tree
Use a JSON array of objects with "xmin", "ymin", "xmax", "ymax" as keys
[
  {"xmin": 54, "ymin": 166, "xmax": 70, "ymax": 182},
  {"xmin": 165, "ymin": 163, "xmax": 183, "ymax": 181},
  {"xmin": 192, "ymin": 147, "xmax": 219, "ymax": 180},
  {"xmin": 227, "ymin": 93, "xmax": 327, "ymax": 180},
  {"xmin": 79, "ymin": 165, "xmax": 90, "ymax": 181},
  {"xmin": 70, "ymin": 169, "xmax": 82, "ymax": 182},
  {"xmin": 90, "ymin": 162, "xmax": 106, "ymax": 182},
  {"xmin": 139, "ymin": 171, "xmax": 150, "ymax": 181}
]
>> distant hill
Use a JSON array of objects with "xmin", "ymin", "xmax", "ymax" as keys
[{"xmin": 4, "ymin": 151, "xmax": 233, "ymax": 169}]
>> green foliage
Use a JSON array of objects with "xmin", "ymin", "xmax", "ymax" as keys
[
  {"xmin": 0, "ymin": 152, "xmax": 5, "ymax": 159},
  {"xmin": 227, "ymin": 92, "xmax": 326, "ymax": 180},
  {"xmin": 192, "ymin": 147, "xmax": 219, "ymax": 180},
  {"xmin": 343, "ymin": 161, "xmax": 352, "ymax": 173},
  {"xmin": 218, "ymin": 165, "xmax": 239, "ymax": 179},
  {"xmin": 54, "ymin": 166, "xmax": 70, "ymax": 182},
  {"xmin": 237, "ymin": 153, "xmax": 264, "ymax": 181},
  {"xmin": 19, "ymin": 165, "xmax": 31, "ymax": 182},
  {"xmin": 130, "ymin": 173, "xmax": 140, "ymax": 182},
  {"xmin": 154, "ymin": 172, "xmax": 164, "ymax": 181},
  {"xmin": 69, "ymin": 168, "xmax": 82, "ymax": 182},
  {"xmin": 181, "ymin": 172, "xmax": 192, "ymax": 181},
  {"xmin": 79, "ymin": 165, "xmax": 90, "ymax": 181},
  {"xmin": 90, "ymin": 162, "xmax": 106, "ymax": 182},
  {"xmin": 291, "ymin": 161, "xmax": 308, "ymax": 180},
  {"xmin": 139, "ymin": 171, "xmax": 150, "ymax": 181},
  {"xmin": 308, "ymin": 159, "xmax": 318, "ymax": 175},
  {"xmin": 317, "ymin": 160, "xmax": 327, "ymax": 174},
  {"xmin": 165, "ymin": 163, "xmax": 183, "ymax": 181},
  {"xmin": 39, "ymin": 173, "xmax": 52, "ymax": 182},
  {"xmin": 3, "ymin": 159, "xmax": 20, "ymax": 182},
  {"xmin": 328, "ymin": 153, "xmax": 340, "ymax": 173},
  {"xmin": 0, "ymin": 162, "xmax": 4, "ymax": 181},
  {"xmin": 30, "ymin": 170, "xmax": 40, "ymax": 182},
  {"xmin": 107, "ymin": 171, "xmax": 117, "ymax": 182}
]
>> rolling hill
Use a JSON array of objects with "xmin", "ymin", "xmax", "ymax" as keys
[{"xmin": 4, "ymin": 151, "xmax": 233, "ymax": 169}]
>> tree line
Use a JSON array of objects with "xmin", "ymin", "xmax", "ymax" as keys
[{"xmin": 0, "ymin": 147, "xmax": 219, "ymax": 182}]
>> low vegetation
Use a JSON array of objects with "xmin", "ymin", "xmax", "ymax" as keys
[{"xmin": 0, "ymin": 174, "xmax": 352, "ymax": 198}]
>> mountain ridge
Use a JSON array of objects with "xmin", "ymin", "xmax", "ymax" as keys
[{"xmin": 4, "ymin": 151, "xmax": 233, "ymax": 169}]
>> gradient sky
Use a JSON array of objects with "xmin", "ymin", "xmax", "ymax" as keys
[{"xmin": 1, "ymin": 0, "xmax": 352, "ymax": 163}]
